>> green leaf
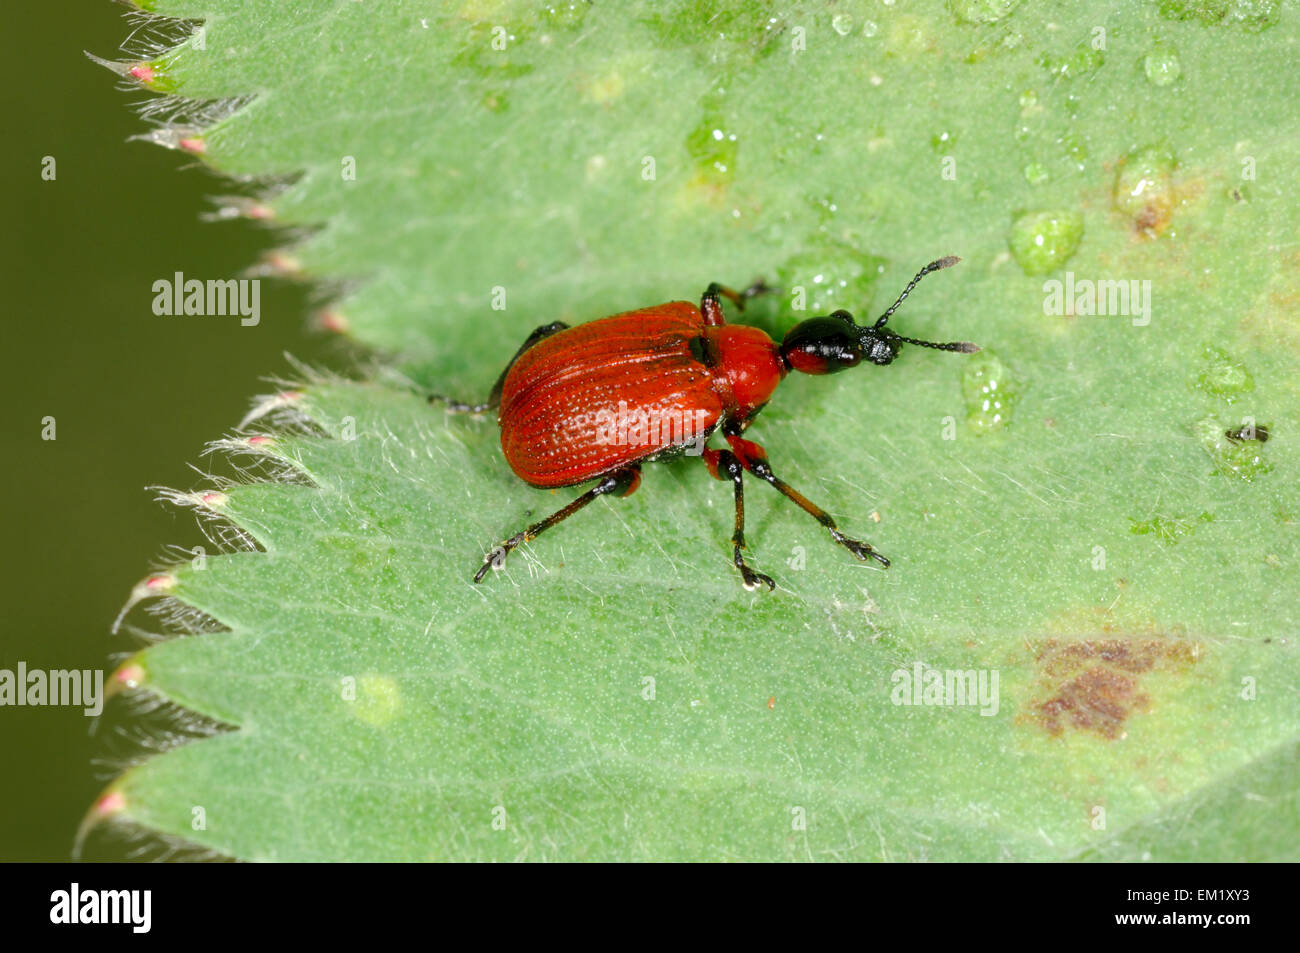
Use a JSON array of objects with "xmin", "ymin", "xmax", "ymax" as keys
[{"xmin": 95, "ymin": 0, "xmax": 1300, "ymax": 860}]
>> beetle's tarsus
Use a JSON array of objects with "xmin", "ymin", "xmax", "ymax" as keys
[
  {"xmin": 707, "ymin": 447, "xmax": 778, "ymax": 592},
  {"xmin": 739, "ymin": 279, "xmax": 777, "ymax": 305},
  {"xmin": 473, "ymin": 544, "xmax": 509, "ymax": 582},
  {"xmin": 837, "ymin": 534, "xmax": 891, "ymax": 568}
]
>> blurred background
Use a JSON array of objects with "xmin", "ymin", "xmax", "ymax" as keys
[{"xmin": 0, "ymin": 2, "xmax": 341, "ymax": 860}]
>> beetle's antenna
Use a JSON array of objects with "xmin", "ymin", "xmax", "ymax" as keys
[
  {"xmin": 894, "ymin": 335, "xmax": 980, "ymax": 353},
  {"xmin": 872, "ymin": 256, "xmax": 961, "ymax": 329}
]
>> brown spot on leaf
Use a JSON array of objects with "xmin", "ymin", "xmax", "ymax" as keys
[
  {"xmin": 1133, "ymin": 201, "xmax": 1172, "ymax": 237},
  {"xmin": 1029, "ymin": 638, "xmax": 1200, "ymax": 739},
  {"xmin": 1110, "ymin": 148, "xmax": 1206, "ymax": 241}
]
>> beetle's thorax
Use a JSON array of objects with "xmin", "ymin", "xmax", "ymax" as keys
[{"xmin": 702, "ymin": 325, "xmax": 787, "ymax": 422}]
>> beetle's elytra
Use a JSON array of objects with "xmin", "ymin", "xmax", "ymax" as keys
[{"xmin": 433, "ymin": 257, "xmax": 979, "ymax": 591}]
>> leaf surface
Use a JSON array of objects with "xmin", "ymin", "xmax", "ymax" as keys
[{"xmin": 101, "ymin": 0, "xmax": 1300, "ymax": 860}]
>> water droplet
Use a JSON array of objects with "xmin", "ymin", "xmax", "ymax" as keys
[
  {"xmin": 930, "ymin": 130, "xmax": 957, "ymax": 152},
  {"xmin": 862, "ymin": 20, "xmax": 879, "ymax": 37},
  {"xmin": 1143, "ymin": 45, "xmax": 1182, "ymax": 86},
  {"xmin": 1113, "ymin": 146, "xmax": 1178, "ymax": 237},
  {"xmin": 832, "ymin": 14, "xmax": 854, "ymax": 35},
  {"xmin": 1193, "ymin": 345, "xmax": 1255, "ymax": 400},
  {"xmin": 949, "ymin": 0, "xmax": 1021, "ymax": 24},
  {"xmin": 888, "ymin": 15, "xmax": 932, "ymax": 56},
  {"xmin": 686, "ymin": 113, "xmax": 739, "ymax": 185},
  {"xmin": 1129, "ymin": 511, "xmax": 1215, "ymax": 543},
  {"xmin": 962, "ymin": 349, "xmax": 1018, "ymax": 434},
  {"xmin": 1157, "ymin": 0, "xmax": 1281, "ymax": 31},
  {"xmin": 452, "ymin": 23, "xmax": 534, "ymax": 84},
  {"xmin": 1007, "ymin": 210, "xmax": 1084, "ymax": 275},
  {"xmin": 1023, "ymin": 162, "xmax": 1049, "ymax": 185},
  {"xmin": 1038, "ymin": 46, "xmax": 1105, "ymax": 80},
  {"xmin": 774, "ymin": 246, "xmax": 886, "ymax": 331},
  {"xmin": 1060, "ymin": 131, "xmax": 1089, "ymax": 170},
  {"xmin": 540, "ymin": 2, "xmax": 589, "ymax": 28},
  {"xmin": 1191, "ymin": 415, "xmax": 1272, "ymax": 481},
  {"xmin": 965, "ymin": 28, "xmax": 1025, "ymax": 62}
]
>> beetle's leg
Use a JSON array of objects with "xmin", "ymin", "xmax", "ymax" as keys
[
  {"xmin": 723, "ymin": 433, "xmax": 890, "ymax": 568},
  {"xmin": 703, "ymin": 449, "xmax": 776, "ymax": 591},
  {"xmin": 474, "ymin": 465, "xmax": 641, "ymax": 582},
  {"xmin": 430, "ymin": 321, "xmax": 570, "ymax": 413},
  {"xmin": 700, "ymin": 280, "xmax": 777, "ymax": 327}
]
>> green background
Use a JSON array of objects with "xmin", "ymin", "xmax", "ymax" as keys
[{"xmin": 0, "ymin": 1, "xmax": 337, "ymax": 861}]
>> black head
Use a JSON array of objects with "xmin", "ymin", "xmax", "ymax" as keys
[{"xmin": 780, "ymin": 256, "xmax": 979, "ymax": 374}]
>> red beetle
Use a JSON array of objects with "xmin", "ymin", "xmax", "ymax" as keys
[{"xmin": 435, "ymin": 257, "xmax": 978, "ymax": 590}]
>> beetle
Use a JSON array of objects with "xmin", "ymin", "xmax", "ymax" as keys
[{"xmin": 433, "ymin": 256, "xmax": 978, "ymax": 590}]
